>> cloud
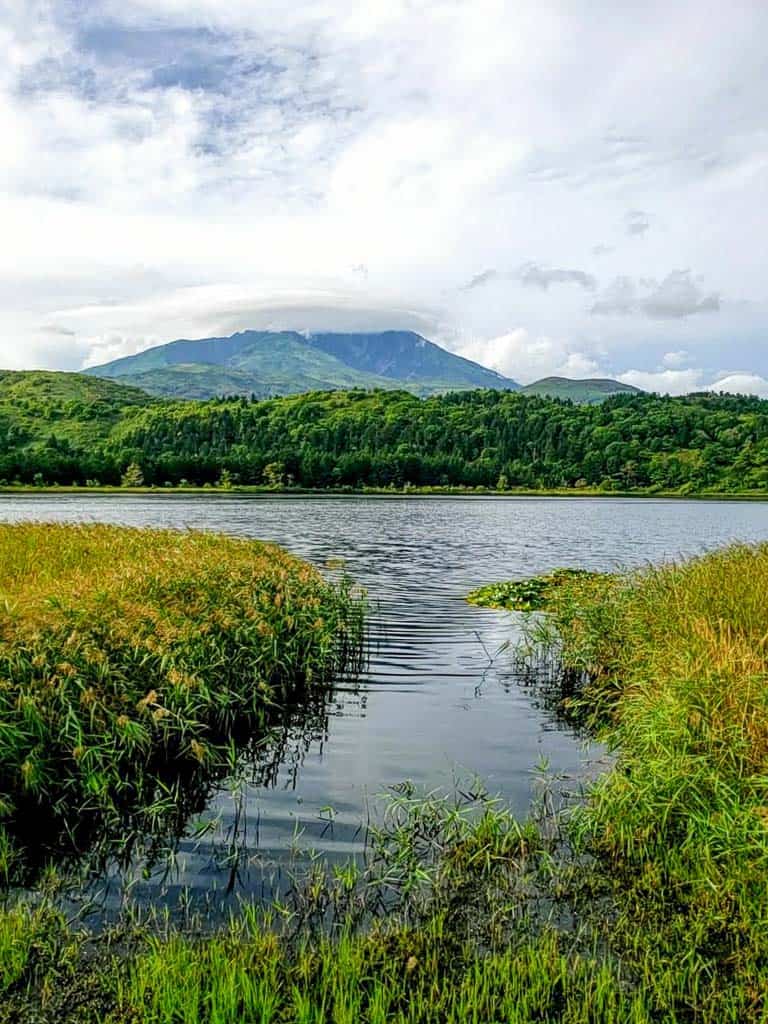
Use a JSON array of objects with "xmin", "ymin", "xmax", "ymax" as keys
[
  {"xmin": 642, "ymin": 271, "xmax": 720, "ymax": 319},
  {"xmin": 709, "ymin": 373, "xmax": 768, "ymax": 398},
  {"xmin": 462, "ymin": 269, "xmax": 500, "ymax": 291},
  {"xmin": 517, "ymin": 262, "xmax": 597, "ymax": 291},
  {"xmin": 661, "ymin": 350, "xmax": 689, "ymax": 368},
  {"xmin": 617, "ymin": 368, "xmax": 705, "ymax": 395},
  {"xmin": 457, "ymin": 329, "xmax": 600, "ymax": 384},
  {"xmin": 462, "ymin": 263, "xmax": 596, "ymax": 292},
  {"xmin": 625, "ymin": 209, "xmax": 650, "ymax": 236},
  {"xmin": 617, "ymin": 368, "xmax": 768, "ymax": 398},
  {"xmin": 591, "ymin": 271, "xmax": 720, "ymax": 319},
  {"xmin": 0, "ymin": 3, "xmax": 765, "ymax": 380},
  {"xmin": 40, "ymin": 323, "xmax": 76, "ymax": 337}
]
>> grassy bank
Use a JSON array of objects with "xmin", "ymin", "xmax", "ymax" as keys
[
  {"xmin": 483, "ymin": 544, "xmax": 768, "ymax": 1020},
  {"xmin": 2, "ymin": 542, "xmax": 768, "ymax": 1021},
  {"xmin": 0, "ymin": 523, "xmax": 364, "ymax": 885}
]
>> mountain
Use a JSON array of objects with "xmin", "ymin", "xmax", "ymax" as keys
[
  {"xmin": 519, "ymin": 377, "xmax": 642, "ymax": 404},
  {"xmin": 83, "ymin": 330, "xmax": 519, "ymax": 399},
  {"xmin": 305, "ymin": 331, "xmax": 514, "ymax": 390}
]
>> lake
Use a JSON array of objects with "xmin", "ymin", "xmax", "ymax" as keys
[{"xmin": 2, "ymin": 494, "xmax": 767, "ymax": 914}]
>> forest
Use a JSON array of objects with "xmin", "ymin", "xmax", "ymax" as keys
[{"xmin": 1, "ymin": 371, "xmax": 767, "ymax": 492}]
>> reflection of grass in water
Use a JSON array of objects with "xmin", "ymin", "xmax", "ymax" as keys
[
  {"xmin": 0, "ymin": 523, "xmax": 365, "ymax": 888},
  {"xmin": 468, "ymin": 569, "xmax": 610, "ymax": 732}
]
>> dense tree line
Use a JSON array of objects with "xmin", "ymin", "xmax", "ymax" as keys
[{"xmin": 2, "ymin": 383, "xmax": 768, "ymax": 491}]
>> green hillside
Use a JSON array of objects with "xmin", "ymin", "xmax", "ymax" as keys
[
  {"xmin": 109, "ymin": 360, "xmax": 403, "ymax": 401},
  {"xmin": 1, "ymin": 370, "xmax": 768, "ymax": 493},
  {"xmin": 519, "ymin": 376, "xmax": 641, "ymax": 403},
  {"xmin": 84, "ymin": 330, "xmax": 519, "ymax": 399},
  {"xmin": 0, "ymin": 370, "xmax": 155, "ymax": 452}
]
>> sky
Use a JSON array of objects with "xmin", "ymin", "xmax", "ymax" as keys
[{"xmin": 2, "ymin": 0, "xmax": 767, "ymax": 393}]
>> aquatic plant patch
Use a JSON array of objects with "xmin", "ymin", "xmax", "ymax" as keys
[
  {"xmin": 467, "ymin": 568, "xmax": 609, "ymax": 611},
  {"xmin": 0, "ymin": 523, "xmax": 364, "ymax": 885}
]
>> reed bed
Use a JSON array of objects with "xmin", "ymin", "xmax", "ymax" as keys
[{"xmin": 0, "ymin": 523, "xmax": 364, "ymax": 884}]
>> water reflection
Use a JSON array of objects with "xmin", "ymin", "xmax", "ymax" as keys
[{"xmin": 8, "ymin": 676, "xmax": 357, "ymax": 894}]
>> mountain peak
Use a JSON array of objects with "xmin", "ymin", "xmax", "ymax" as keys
[{"xmin": 84, "ymin": 329, "xmax": 520, "ymax": 400}]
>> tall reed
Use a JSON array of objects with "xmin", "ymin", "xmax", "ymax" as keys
[{"xmin": 0, "ymin": 523, "xmax": 364, "ymax": 884}]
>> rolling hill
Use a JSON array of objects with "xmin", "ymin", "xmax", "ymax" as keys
[
  {"xmin": 519, "ymin": 377, "xmax": 641, "ymax": 403},
  {"xmin": 83, "ymin": 330, "xmax": 519, "ymax": 399},
  {"xmin": 0, "ymin": 370, "xmax": 156, "ymax": 452}
]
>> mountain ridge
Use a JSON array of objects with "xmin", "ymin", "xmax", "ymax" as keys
[
  {"xmin": 83, "ymin": 329, "xmax": 640, "ymax": 403},
  {"xmin": 84, "ymin": 329, "xmax": 519, "ymax": 399}
]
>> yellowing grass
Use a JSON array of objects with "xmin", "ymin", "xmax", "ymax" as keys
[
  {"xmin": 550, "ymin": 543, "xmax": 768, "ymax": 779},
  {"xmin": 0, "ymin": 523, "xmax": 364, "ymax": 884}
]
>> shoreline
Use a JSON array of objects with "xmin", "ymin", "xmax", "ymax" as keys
[{"xmin": 1, "ymin": 484, "xmax": 768, "ymax": 502}]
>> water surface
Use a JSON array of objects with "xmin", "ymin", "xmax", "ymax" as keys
[{"xmin": 3, "ymin": 495, "xmax": 767, "ymax": 911}]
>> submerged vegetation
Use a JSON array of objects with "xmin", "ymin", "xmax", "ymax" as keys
[
  {"xmin": 1, "ymin": 533, "xmax": 767, "ymax": 1020},
  {"xmin": 0, "ymin": 523, "xmax": 364, "ymax": 885},
  {"xmin": 4, "ymin": 370, "xmax": 768, "ymax": 492}
]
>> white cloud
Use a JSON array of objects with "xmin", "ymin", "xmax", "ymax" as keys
[
  {"xmin": 617, "ymin": 368, "xmax": 768, "ymax": 398},
  {"xmin": 661, "ymin": 350, "xmax": 689, "ymax": 368},
  {"xmin": 0, "ymin": 2, "xmax": 766, "ymax": 378},
  {"xmin": 625, "ymin": 209, "xmax": 650, "ymax": 236},
  {"xmin": 591, "ymin": 270, "xmax": 720, "ymax": 319},
  {"xmin": 462, "ymin": 263, "xmax": 597, "ymax": 292},
  {"xmin": 709, "ymin": 373, "xmax": 768, "ymax": 398},
  {"xmin": 457, "ymin": 329, "xmax": 599, "ymax": 384},
  {"xmin": 617, "ymin": 369, "xmax": 705, "ymax": 395}
]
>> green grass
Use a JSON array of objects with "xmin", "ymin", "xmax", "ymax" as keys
[
  {"xmin": 0, "ymin": 903, "xmax": 652, "ymax": 1024},
  {"xmin": 0, "ymin": 788, "xmax": 654, "ymax": 1024},
  {"xmin": 0, "ymin": 523, "xmax": 364, "ymax": 885},
  {"xmin": 529, "ymin": 544, "xmax": 768, "ymax": 1019},
  {"xmin": 6, "ymin": 483, "xmax": 768, "ymax": 501},
  {"xmin": 2, "ymin": 542, "xmax": 768, "ymax": 1021}
]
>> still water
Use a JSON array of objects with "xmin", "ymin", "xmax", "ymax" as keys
[{"xmin": 2, "ymin": 494, "xmax": 767, "ymax": 910}]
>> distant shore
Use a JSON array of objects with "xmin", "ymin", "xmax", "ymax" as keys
[{"xmin": 1, "ymin": 484, "xmax": 767, "ymax": 501}]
